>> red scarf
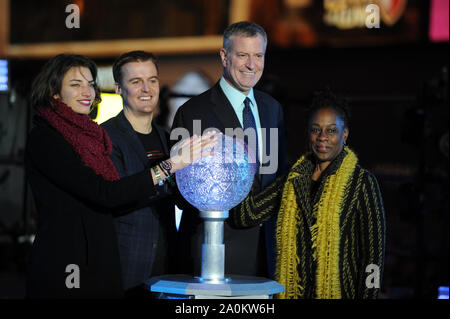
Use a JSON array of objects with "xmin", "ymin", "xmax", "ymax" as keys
[{"xmin": 37, "ymin": 99, "xmax": 120, "ymax": 181}]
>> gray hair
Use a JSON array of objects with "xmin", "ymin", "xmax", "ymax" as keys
[{"xmin": 223, "ymin": 21, "xmax": 268, "ymax": 51}]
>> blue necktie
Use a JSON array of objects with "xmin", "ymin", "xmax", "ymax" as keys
[{"xmin": 242, "ymin": 97, "xmax": 259, "ymax": 167}]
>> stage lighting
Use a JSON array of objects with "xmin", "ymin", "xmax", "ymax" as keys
[
  {"xmin": 0, "ymin": 59, "xmax": 8, "ymax": 92},
  {"xmin": 93, "ymin": 93, "xmax": 123, "ymax": 124},
  {"xmin": 438, "ymin": 286, "xmax": 449, "ymax": 299}
]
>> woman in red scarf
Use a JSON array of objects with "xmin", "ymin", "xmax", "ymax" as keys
[{"xmin": 25, "ymin": 54, "xmax": 215, "ymax": 298}]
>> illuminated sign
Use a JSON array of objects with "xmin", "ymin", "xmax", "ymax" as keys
[{"xmin": 323, "ymin": 0, "xmax": 407, "ymax": 29}]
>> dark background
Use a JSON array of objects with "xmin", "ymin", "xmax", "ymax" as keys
[{"xmin": 0, "ymin": 0, "xmax": 448, "ymax": 299}]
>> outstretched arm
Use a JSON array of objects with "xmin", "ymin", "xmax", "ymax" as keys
[{"xmin": 229, "ymin": 174, "xmax": 287, "ymax": 228}]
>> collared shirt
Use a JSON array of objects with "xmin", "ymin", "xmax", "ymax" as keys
[{"xmin": 219, "ymin": 76, "xmax": 263, "ymax": 163}]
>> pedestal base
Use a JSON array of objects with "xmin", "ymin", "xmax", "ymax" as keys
[{"xmin": 145, "ymin": 274, "xmax": 284, "ymax": 299}]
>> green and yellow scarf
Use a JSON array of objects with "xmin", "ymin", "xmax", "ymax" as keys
[{"xmin": 275, "ymin": 147, "xmax": 358, "ymax": 299}]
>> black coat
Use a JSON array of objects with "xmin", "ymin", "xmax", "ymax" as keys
[
  {"xmin": 171, "ymin": 82, "xmax": 287, "ymax": 277},
  {"xmin": 25, "ymin": 117, "xmax": 157, "ymax": 298},
  {"xmin": 101, "ymin": 111, "xmax": 178, "ymax": 290}
]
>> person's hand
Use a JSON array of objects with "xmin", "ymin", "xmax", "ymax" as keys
[{"xmin": 169, "ymin": 131, "xmax": 220, "ymax": 172}]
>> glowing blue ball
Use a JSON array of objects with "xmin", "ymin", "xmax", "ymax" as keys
[{"xmin": 176, "ymin": 134, "xmax": 257, "ymax": 212}]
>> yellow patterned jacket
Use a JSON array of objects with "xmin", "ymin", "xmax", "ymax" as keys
[{"xmin": 231, "ymin": 148, "xmax": 386, "ymax": 299}]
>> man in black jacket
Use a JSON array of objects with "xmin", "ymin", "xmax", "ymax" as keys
[
  {"xmin": 171, "ymin": 21, "xmax": 287, "ymax": 278},
  {"xmin": 102, "ymin": 51, "xmax": 177, "ymax": 297}
]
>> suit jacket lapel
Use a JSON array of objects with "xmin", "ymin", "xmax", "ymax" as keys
[
  {"xmin": 154, "ymin": 124, "xmax": 169, "ymax": 156},
  {"xmin": 254, "ymin": 92, "xmax": 271, "ymax": 132},
  {"xmin": 209, "ymin": 82, "xmax": 242, "ymax": 132},
  {"xmin": 254, "ymin": 91, "xmax": 271, "ymax": 187},
  {"xmin": 210, "ymin": 83, "xmax": 264, "ymax": 190},
  {"xmin": 115, "ymin": 111, "xmax": 149, "ymax": 168}
]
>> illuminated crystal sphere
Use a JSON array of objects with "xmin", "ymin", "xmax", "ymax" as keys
[{"xmin": 176, "ymin": 134, "xmax": 257, "ymax": 212}]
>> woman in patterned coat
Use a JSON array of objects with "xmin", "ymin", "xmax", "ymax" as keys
[{"xmin": 231, "ymin": 90, "xmax": 386, "ymax": 299}]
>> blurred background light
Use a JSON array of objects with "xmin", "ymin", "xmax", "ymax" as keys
[
  {"xmin": 94, "ymin": 93, "xmax": 123, "ymax": 124},
  {"xmin": 0, "ymin": 60, "xmax": 8, "ymax": 92},
  {"xmin": 429, "ymin": 0, "xmax": 449, "ymax": 42}
]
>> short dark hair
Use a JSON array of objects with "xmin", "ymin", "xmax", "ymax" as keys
[
  {"xmin": 223, "ymin": 21, "xmax": 267, "ymax": 51},
  {"xmin": 306, "ymin": 89, "xmax": 351, "ymax": 130},
  {"xmin": 112, "ymin": 50, "xmax": 158, "ymax": 85},
  {"xmin": 30, "ymin": 54, "xmax": 101, "ymax": 110}
]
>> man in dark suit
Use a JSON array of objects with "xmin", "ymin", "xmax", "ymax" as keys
[
  {"xmin": 102, "ymin": 51, "xmax": 177, "ymax": 297},
  {"xmin": 171, "ymin": 21, "xmax": 287, "ymax": 278}
]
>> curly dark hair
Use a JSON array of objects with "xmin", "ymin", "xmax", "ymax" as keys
[
  {"xmin": 305, "ymin": 88, "xmax": 351, "ymax": 130},
  {"xmin": 30, "ymin": 54, "xmax": 101, "ymax": 110}
]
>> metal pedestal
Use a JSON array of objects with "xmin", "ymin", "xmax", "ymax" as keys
[
  {"xmin": 146, "ymin": 275, "xmax": 284, "ymax": 299},
  {"xmin": 146, "ymin": 210, "xmax": 284, "ymax": 299}
]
